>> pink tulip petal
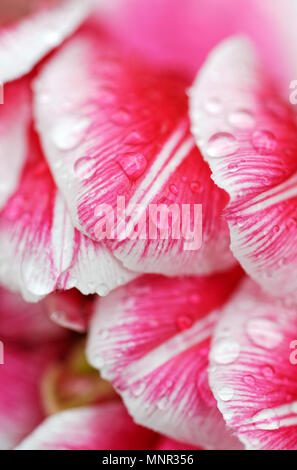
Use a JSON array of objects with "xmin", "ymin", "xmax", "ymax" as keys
[
  {"xmin": 155, "ymin": 437, "xmax": 200, "ymax": 450},
  {"xmin": 0, "ymin": 127, "xmax": 136, "ymax": 301},
  {"xmin": 0, "ymin": 343, "xmax": 63, "ymax": 449},
  {"xmin": 209, "ymin": 279, "xmax": 297, "ymax": 450},
  {"xmin": 43, "ymin": 289, "xmax": 94, "ymax": 333},
  {"xmin": 34, "ymin": 25, "xmax": 234, "ymax": 276},
  {"xmin": 0, "ymin": 0, "xmax": 94, "ymax": 84},
  {"xmin": 0, "ymin": 78, "xmax": 30, "ymax": 209},
  {"xmin": 189, "ymin": 37, "xmax": 297, "ymax": 303},
  {"xmin": 16, "ymin": 402, "xmax": 156, "ymax": 450},
  {"xmin": 87, "ymin": 268, "xmax": 243, "ymax": 449},
  {"xmin": 98, "ymin": 0, "xmax": 291, "ymax": 86},
  {"xmin": 0, "ymin": 285, "xmax": 67, "ymax": 343}
]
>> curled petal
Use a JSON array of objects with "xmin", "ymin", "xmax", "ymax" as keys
[
  {"xmin": 87, "ymin": 268, "xmax": 243, "ymax": 449},
  {"xmin": 43, "ymin": 289, "xmax": 94, "ymax": 333},
  {"xmin": 0, "ymin": 128, "xmax": 136, "ymax": 301},
  {"xmin": 34, "ymin": 25, "xmax": 234, "ymax": 276},
  {"xmin": 0, "ymin": 0, "xmax": 94, "ymax": 83},
  {"xmin": 189, "ymin": 37, "xmax": 297, "ymax": 303},
  {"xmin": 16, "ymin": 402, "xmax": 156, "ymax": 450},
  {"xmin": 209, "ymin": 279, "xmax": 297, "ymax": 450}
]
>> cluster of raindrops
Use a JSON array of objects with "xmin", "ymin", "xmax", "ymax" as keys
[{"xmin": 200, "ymin": 95, "xmax": 281, "ymax": 159}]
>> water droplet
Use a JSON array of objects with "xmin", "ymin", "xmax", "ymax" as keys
[
  {"xmin": 189, "ymin": 293, "xmax": 201, "ymax": 304},
  {"xmin": 287, "ymin": 218, "xmax": 297, "ymax": 231},
  {"xmin": 124, "ymin": 131, "xmax": 145, "ymax": 145},
  {"xmin": 205, "ymin": 97, "xmax": 222, "ymax": 114},
  {"xmin": 261, "ymin": 365, "xmax": 275, "ymax": 378},
  {"xmin": 243, "ymin": 375, "xmax": 256, "ymax": 386},
  {"xmin": 51, "ymin": 115, "xmax": 90, "ymax": 150},
  {"xmin": 246, "ymin": 318, "xmax": 283, "ymax": 349},
  {"xmin": 176, "ymin": 315, "xmax": 193, "ymax": 331},
  {"xmin": 228, "ymin": 163, "xmax": 239, "ymax": 172},
  {"xmin": 217, "ymin": 385, "xmax": 234, "ymax": 401},
  {"xmin": 252, "ymin": 130, "xmax": 276, "ymax": 155},
  {"xmin": 206, "ymin": 132, "xmax": 239, "ymax": 158},
  {"xmin": 112, "ymin": 109, "xmax": 131, "ymax": 125},
  {"xmin": 118, "ymin": 153, "xmax": 147, "ymax": 180},
  {"xmin": 272, "ymin": 225, "xmax": 280, "ymax": 233},
  {"xmin": 228, "ymin": 109, "xmax": 254, "ymax": 129},
  {"xmin": 211, "ymin": 337, "xmax": 240, "ymax": 364},
  {"xmin": 169, "ymin": 184, "xmax": 178, "ymax": 195},
  {"xmin": 131, "ymin": 381, "xmax": 146, "ymax": 397},
  {"xmin": 190, "ymin": 181, "xmax": 201, "ymax": 193},
  {"xmin": 157, "ymin": 396, "xmax": 169, "ymax": 410},
  {"xmin": 97, "ymin": 284, "xmax": 109, "ymax": 296},
  {"xmin": 74, "ymin": 157, "xmax": 95, "ymax": 180},
  {"xmin": 252, "ymin": 408, "xmax": 280, "ymax": 430}
]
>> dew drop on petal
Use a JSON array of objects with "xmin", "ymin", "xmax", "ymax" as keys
[
  {"xmin": 176, "ymin": 315, "xmax": 193, "ymax": 331},
  {"xmin": 169, "ymin": 184, "xmax": 178, "ymax": 195},
  {"xmin": 252, "ymin": 130, "xmax": 276, "ymax": 155},
  {"xmin": 112, "ymin": 109, "xmax": 132, "ymax": 125},
  {"xmin": 97, "ymin": 284, "xmax": 109, "ymax": 296},
  {"xmin": 131, "ymin": 381, "xmax": 146, "ymax": 397},
  {"xmin": 243, "ymin": 375, "xmax": 256, "ymax": 386},
  {"xmin": 190, "ymin": 181, "xmax": 201, "ymax": 193},
  {"xmin": 261, "ymin": 365, "xmax": 275, "ymax": 378},
  {"xmin": 211, "ymin": 337, "xmax": 240, "ymax": 364},
  {"xmin": 204, "ymin": 97, "xmax": 222, "ymax": 114},
  {"xmin": 74, "ymin": 157, "xmax": 95, "ymax": 180},
  {"xmin": 124, "ymin": 131, "xmax": 145, "ymax": 145},
  {"xmin": 217, "ymin": 386, "xmax": 234, "ymax": 401},
  {"xmin": 246, "ymin": 318, "xmax": 283, "ymax": 349},
  {"xmin": 206, "ymin": 132, "xmax": 239, "ymax": 158},
  {"xmin": 118, "ymin": 153, "xmax": 147, "ymax": 180},
  {"xmin": 228, "ymin": 109, "xmax": 255, "ymax": 129},
  {"xmin": 252, "ymin": 408, "xmax": 280, "ymax": 430},
  {"xmin": 51, "ymin": 115, "xmax": 90, "ymax": 151}
]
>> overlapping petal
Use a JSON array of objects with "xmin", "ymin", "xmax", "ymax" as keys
[
  {"xmin": 87, "ymin": 268, "xmax": 243, "ymax": 449},
  {"xmin": 190, "ymin": 37, "xmax": 297, "ymax": 304},
  {"xmin": 0, "ymin": 343, "xmax": 63, "ymax": 449},
  {"xmin": 209, "ymin": 279, "xmax": 297, "ymax": 450},
  {"xmin": 0, "ymin": 78, "xmax": 30, "ymax": 209},
  {"xmin": 33, "ymin": 24, "xmax": 235, "ymax": 277},
  {"xmin": 16, "ymin": 402, "xmax": 156, "ymax": 450},
  {"xmin": 0, "ymin": 285, "xmax": 67, "ymax": 343},
  {"xmin": 0, "ymin": 127, "xmax": 136, "ymax": 301},
  {"xmin": 0, "ymin": 0, "xmax": 94, "ymax": 83},
  {"xmin": 98, "ymin": 0, "xmax": 292, "ymax": 86}
]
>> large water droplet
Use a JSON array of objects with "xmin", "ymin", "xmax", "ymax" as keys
[
  {"xmin": 206, "ymin": 132, "xmax": 239, "ymax": 158},
  {"xmin": 176, "ymin": 315, "xmax": 193, "ymax": 331},
  {"xmin": 211, "ymin": 337, "xmax": 240, "ymax": 364},
  {"xmin": 118, "ymin": 153, "xmax": 147, "ymax": 180},
  {"xmin": 74, "ymin": 157, "xmax": 95, "ymax": 180},
  {"xmin": 51, "ymin": 115, "xmax": 90, "ymax": 150},
  {"xmin": 252, "ymin": 130, "xmax": 276, "ymax": 155},
  {"xmin": 229, "ymin": 109, "xmax": 255, "ymax": 129},
  {"xmin": 252, "ymin": 408, "xmax": 280, "ymax": 430},
  {"xmin": 217, "ymin": 385, "xmax": 234, "ymax": 401},
  {"xmin": 246, "ymin": 318, "xmax": 283, "ymax": 349},
  {"xmin": 112, "ymin": 109, "xmax": 132, "ymax": 125},
  {"xmin": 205, "ymin": 97, "xmax": 222, "ymax": 114},
  {"xmin": 124, "ymin": 131, "xmax": 145, "ymax": 145},
  {"xmin": 131, "ymin": 381, "xmax": 146, "ymax": 397}
]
